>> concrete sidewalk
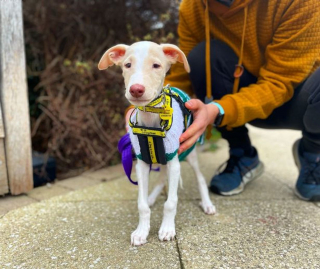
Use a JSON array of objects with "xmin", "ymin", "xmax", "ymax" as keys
[{"xmin": 0, "ymin": 127, "xmax": 320, "ymax": 268}]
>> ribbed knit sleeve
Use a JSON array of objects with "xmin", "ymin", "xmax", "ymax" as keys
[
  {"xmin": 165, "ymin": 0, "xmax": 320, "ymax": 128},
  {"xmin": 217, "ymin": 0, "xmax": 320, "ymax": 127}
]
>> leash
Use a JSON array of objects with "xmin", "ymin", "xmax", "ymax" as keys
[{"xmin": 118, "ymin": 133, "xmax": 137, "ymax": 185}]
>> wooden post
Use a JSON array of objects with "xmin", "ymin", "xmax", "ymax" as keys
[
  {"xmin": 0, "ymin": 102, "xmax": 9, "ymax": 195},
  {"xmin": 0, "ymin": 0, "xmax": 33, "ymax": 194}
]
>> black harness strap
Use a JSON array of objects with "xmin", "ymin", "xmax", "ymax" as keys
[{"xmin": 138, "ymin": 135, "xmax": 167, "ymax": 165}]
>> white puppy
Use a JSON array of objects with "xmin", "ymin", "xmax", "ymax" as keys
[{"xmin": 98, "ymin": 41, "xmax": 216, "ymax": 246}]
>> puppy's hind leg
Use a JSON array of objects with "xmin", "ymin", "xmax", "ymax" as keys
[
  {"xmin": 186, "ymin": 148, "xmax": 216, "ymax": 215},
  {"xmin": 131, "ymin": 159, "xmax": 151, "ymax": 246},
  {"xmin": 148, "ymin": 165, "xmax": 166, "ymax": 207}
]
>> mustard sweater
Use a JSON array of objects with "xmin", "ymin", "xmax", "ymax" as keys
[{"xmin": 165, "ymin": 0, "xmax": 320, "ymax": 127}]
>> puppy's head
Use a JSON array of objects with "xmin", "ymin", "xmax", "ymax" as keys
[{"xmin": 98, "ymin": 41, "xmax": 190, "ymax": 106}]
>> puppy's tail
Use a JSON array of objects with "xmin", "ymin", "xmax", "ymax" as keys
[{"xmin": 179, "ymin": 176, "xmax": 183, "ymax": 190}]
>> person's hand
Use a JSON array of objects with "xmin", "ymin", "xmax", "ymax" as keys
[
  {"xmin": 125, "ymin": 107, "xmax": 134, "ymax": 132},
  {"xmin": 178, "ymin": 99, "xmax": 220, "ymax": 154}
]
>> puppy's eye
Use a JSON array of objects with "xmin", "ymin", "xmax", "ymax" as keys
[
  {"xmin": 153, "ymin": 63, "xmax": 161, "ymax": 69},
  {"xmin": 125, "ymin": 63, "xmax": 131, "ymax": 68}
]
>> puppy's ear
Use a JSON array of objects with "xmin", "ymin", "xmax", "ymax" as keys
[
  {"xmin": 160, "ymin": 44, "xmax": 190, "ymax": 73},
  {"xmin": 98, "ymin": 44, "xmax": 129, "ymax": 70}
]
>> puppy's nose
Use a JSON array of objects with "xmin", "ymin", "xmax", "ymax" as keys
[{"xmin": 129, "ymin": 84, "xmax": 145, "ymax": 98}]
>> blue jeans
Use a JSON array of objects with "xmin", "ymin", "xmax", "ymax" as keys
[{"xmin": 187, "ymin": 39, "xmax": 320, "ymax": 153}]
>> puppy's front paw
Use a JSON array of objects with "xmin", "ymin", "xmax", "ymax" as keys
[
  {"xmin": 131, "ymin": 225, "xmax": 149, "ymax": 246},
  {"xmin": 158, "ymin": 221, "xmax": 176, "ymax": 241},
  {"xmin": 200, "ymin": 200, "xmax": 216, "ymax": 215}
]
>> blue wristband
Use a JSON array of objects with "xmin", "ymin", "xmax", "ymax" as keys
[{"xmin": 209, "ymin": 101, "xmax": 225, "ymax": 115}]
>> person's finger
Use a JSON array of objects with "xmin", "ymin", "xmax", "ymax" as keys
[
  {"xmin": 178, "ymin": 132, "xmax": 202, "ymax": 154},
  {"xmin": 178, "ymin": 130, "xmax": 203, "ymax": 154},
  {"xmin": 185, "ymin": 99, "xmax": 201, "ymax": 111},
  {"xmin": 179, "ymin": 120, "xmax": 203, "ymax": 143},
  {"xmin": 125, "ymin": 108, "xmax": 134, "ymax": 132},
  {"xmin": 180, "ymin": 100, "xmax": 207, "ymax": 143}
]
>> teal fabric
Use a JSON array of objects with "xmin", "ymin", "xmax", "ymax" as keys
[
  {"xmin": 166, "ymin": 150, "xmax": 179, "ymax": 161},
  {"xmin": 136, "ymin": 147, "xmax": 194, "ymax": 162},
  {"xmin": 136, "ymin": 150, "xmax": 179, "ymax": 162},
  {"xmin": 170, "ymin": 87, "xmax": 190, "ymax": 103}
]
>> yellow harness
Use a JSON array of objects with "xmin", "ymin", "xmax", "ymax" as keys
[{"xmin": 128, "ymin": 86, "xmax": 190, "ymax": 164}]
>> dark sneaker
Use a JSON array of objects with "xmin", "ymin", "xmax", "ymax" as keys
[
  {"xmin": 209, "ymin": 147, "xmax": 264, "ymax": 195},
  {"xmin": 292, "ymin": 139, "xmax": 320, "ymax": 201}
]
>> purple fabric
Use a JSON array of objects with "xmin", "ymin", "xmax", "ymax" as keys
[{"xmin": 118, "ymin": 133, "xmax": 138, "ymax": 185}]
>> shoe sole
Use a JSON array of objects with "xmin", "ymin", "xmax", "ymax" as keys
[
  {"xmin": 219, "ymin": 162, "xmax": 265, "ymax": 196},
  {"xmin": 294, "ymin": 187, "xmax": 320, "ymax": 201},
  {"xmin": 292, "ymin": 140, "xmax": 320, "ymax": 202},
  {"xmin": 292, "ymin": 140, "xmax": 301, "ymax": 170}
]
